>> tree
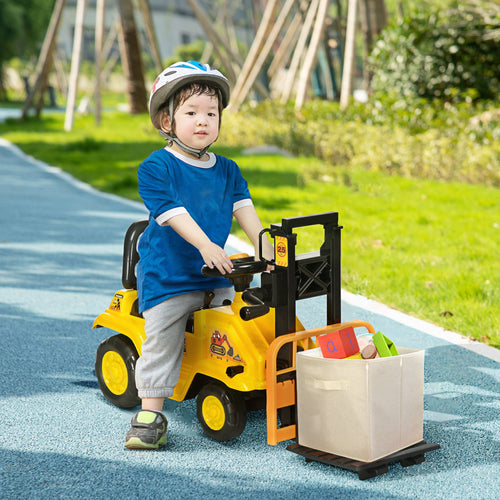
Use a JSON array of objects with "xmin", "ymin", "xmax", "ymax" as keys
[
  {"xmin": 358, "ymin": 0, "xmax": 387, "ymax": 88},
  {"xmin": 0, "ymin": 0, "xmax": 54, "ymax": 99},
  {"xmin": 117, "ymin": 0, "xmax": 148, "ymax": 114}
]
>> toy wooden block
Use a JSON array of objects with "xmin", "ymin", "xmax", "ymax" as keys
[
  {"xmin": 372, "ymin": 331, "xmax": 399, "ymax": 357},
  {"xmin": 318, "ymin": 327, "xmax": 359, "ymax": 359},
  {"xmin": 345, "ymin": 352, "xmax": 363, "ymax": 360}
]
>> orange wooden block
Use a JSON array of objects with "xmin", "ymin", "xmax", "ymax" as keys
[{"xmin": 318, "ymin": 327, "xmax": 359, "ymax": 359}]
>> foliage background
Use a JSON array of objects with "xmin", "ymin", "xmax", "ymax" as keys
[
  {"xmin": 0, "ymin": 0, "xmax": 54, "ymax": 97},
  {"xmin": 369, "ymin": 1, "xmax": 500, "ymax": 101}
]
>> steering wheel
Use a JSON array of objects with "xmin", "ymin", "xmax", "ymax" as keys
[{"xmin": 202, "ymin": 255, "xmax": 267, "ymax": 279}]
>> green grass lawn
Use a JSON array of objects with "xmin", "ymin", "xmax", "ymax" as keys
[{"xmin": 1, "ymin": 111, "xmax": 498, "ymax": 349}]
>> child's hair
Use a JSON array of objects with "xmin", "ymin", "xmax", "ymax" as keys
[{"xmin": 159, "ymin": 82, "xmax": 223, "ymax": 133}]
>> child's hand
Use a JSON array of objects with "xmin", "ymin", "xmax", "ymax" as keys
[
  {"xmin": 199, "ymin": 242, "xmax": 233, "ymax": 275},
  {"xmin": 166, "ymin": 214, "xmax": 233, "ymax": 275}
]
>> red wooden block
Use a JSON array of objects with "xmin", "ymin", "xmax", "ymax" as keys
[{"xmin": 318, "ymin": 327, "xmax": 360, "ymax": 359}]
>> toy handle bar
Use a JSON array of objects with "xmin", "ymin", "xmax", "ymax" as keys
[
  {"xmin": 240, "ymin": 288, "xmax": 270, "ymax": 321},
  {"xmin": 278, "ymin": 211, "xmax": 339, "ymax": 232},
  {"xmin": 258, "ymin": 228, "xmax": 274, "ymax": 265},
  {"xmin": 258, "ymin": 211, "xmax": 340, "ymax": 264}
]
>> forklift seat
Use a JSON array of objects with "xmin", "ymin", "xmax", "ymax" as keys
[{"xmin": 122, "ymin": 220, "xmax": 148, "ymax": 290}]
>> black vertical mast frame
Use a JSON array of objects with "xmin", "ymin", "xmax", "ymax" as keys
[{"xmin": 263, "ymin": 212, "xmax": 343, "ymax": 339}]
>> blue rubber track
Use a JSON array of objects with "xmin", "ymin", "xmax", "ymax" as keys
[{"xmin": 0, "ymin": 139, "xmax": 498, "ymax": 499}]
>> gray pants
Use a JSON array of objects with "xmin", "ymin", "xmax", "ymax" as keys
[{"xmin": 135, "ymin": 287, "xmax": 233, "ymax": 399}]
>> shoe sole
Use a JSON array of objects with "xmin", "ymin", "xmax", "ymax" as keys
[{"xmin": 125, "ymin": 434, "xmax": 167, "ymax": 450}]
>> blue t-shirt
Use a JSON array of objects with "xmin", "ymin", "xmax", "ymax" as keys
[{"xmin": 136, "ymin": 147, "xmax": 252, "ymax": 312}]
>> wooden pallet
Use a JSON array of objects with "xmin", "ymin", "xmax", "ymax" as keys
[{"xmin": 287, "ymin": 441, "xmax": 440, "ymax": 480}]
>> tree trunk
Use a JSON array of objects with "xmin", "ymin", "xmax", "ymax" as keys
[
  {"xmin": 186, "ymin": 0, "xmax": 238, "ymax": 82},
  {"xmin": 230, "ymin": 0, "xmax": 278, "ymax": 108},
  {"xmin": 185, "ymin": 0, "xmax": 269, "ymax": 99},
  {"xmin": 281, "ymin": 0, "xmax": 319, "ymax": 103},
  {"xmin": 231, "ymin": 0, "xmax": 295, "ymax": 111},
  {"xmin": 64, "ymin": 0, "xmax": 86, "ymax": 131},
  {"xmin": 137, "ymin": 0, "xmax": 163, "ymax": 73},
  {"xmin": 117, "ymin": 0, "xmax": 148, "ymax": 114},
  {"xmin": 359, "ymin": 0, "xmax": 387, "ymax": 89},
  {"xmin": 340, "ymin": 0, "xmax": 358, "ymax": 109},
  {"xmin": 95, "ymin": 0, "xmax": 105, "ymax": 125},
  {"xmin": 295, "ymin": 0, "xmax": 329, "ymax": 110},
  {"xmin": 267, "ymin": 11, "xmax": 302, "ymax": 80},
  {"xmin": 22, "ymin": 0, "xmax": 66, "ymax": 118}
]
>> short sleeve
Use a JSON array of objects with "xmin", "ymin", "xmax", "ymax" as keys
[
  {"xmin": 230, "ymin": 159, "xmax": 252, "ymax": 206},
  {"xmin": 138, "ymin": 151, "xmax": 184, "ymax": 223}
]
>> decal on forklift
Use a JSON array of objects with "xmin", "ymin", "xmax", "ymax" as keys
[
  {"xmin": 210, "ymin": 330, "xmax": 240, "ymax": 361},
  {"xmin": 110, "ymin": 294, "xmax": 123, "ymax": 311},
  {"xmin": 275, "ymin": 236, "xmax": 288, "ymax": 267}
]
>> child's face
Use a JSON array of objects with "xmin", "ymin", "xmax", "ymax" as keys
[{"xmin": 162, "ymin": 92, "xmax": 220, "ymax": 159}]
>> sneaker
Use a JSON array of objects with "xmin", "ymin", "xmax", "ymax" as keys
[{"xmin": 125, "ymin": 410, "xmax": 168, "ymax": 450}]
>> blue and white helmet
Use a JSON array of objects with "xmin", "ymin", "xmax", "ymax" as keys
[{"xmin": 149, "ymin": 60, "xmax": 230, "ymax": 129}]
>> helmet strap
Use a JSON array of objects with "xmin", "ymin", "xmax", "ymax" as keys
[{"xmin": 158, "ymin": 130, "xmax": 210, "ymax": 159}]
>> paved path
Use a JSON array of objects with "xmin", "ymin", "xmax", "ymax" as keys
[{"xmin": 0, "ymin": 138, "xmax": 498, "ymax": 499}]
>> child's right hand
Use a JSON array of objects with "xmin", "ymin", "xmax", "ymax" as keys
[
  {"xmin": 199, "ymin": 242, "xmax": 233, "ymax": 275},
  {"xmin": 167, "ymin": 213, "xmax": 233, "ymax": 275}
]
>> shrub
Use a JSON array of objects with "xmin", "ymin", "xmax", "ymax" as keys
[
  {"xmin": 220, "ymin": 98, "xmax": 500, "ymax": 187},
  {"xmin": 368, "ymin": 1, "xmax": 500, "ymax": 101}
]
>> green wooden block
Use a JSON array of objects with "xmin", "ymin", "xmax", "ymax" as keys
[{"xmin": 372, "ymin": 331, "xmax": 399, "ymax": 357}]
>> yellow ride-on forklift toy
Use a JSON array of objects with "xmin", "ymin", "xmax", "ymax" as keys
[{"xmin": 93, "ymin": 212, "xmax": 438, "ymax": 479}]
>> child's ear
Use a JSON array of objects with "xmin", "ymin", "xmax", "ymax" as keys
[{"xmin": 160, "ymin": 113, "xmax": 172, "ymax": 134}]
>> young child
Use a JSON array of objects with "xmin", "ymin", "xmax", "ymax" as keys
[{"xmin": 125, "ymin": 61, "xmax": 273, "ymax": 449}]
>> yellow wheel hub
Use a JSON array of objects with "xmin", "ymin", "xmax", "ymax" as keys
[
  {"xmin": 202, "ymin": 395, "xmax": 225, "ymax": 431},
  {"xmin": 102, "ymin": 351, "xmax": 128, "ymax": 395}
]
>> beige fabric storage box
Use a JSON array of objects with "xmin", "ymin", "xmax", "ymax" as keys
[{"xmin": 296, "ymin": 346, "xmax": 424, "ymax": 462}]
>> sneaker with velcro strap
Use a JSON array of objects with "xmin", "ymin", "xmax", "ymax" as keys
[{"xmin": 125, "ymin": 410, "xmax": 168, "ymax": 450}]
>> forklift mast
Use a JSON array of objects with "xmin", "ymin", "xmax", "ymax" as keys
[{"xmin": 260, "ymin": 211, "xmax": 343, "ymax": 339}]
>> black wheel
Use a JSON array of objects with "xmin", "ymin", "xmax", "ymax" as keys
[
  {"xmin": 95, "ymin": 334, "xmax": 141, "ymax": 408},
  {"xmin": 196, "ymin": 383, "xmax": 247, "ymax": 441}
]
